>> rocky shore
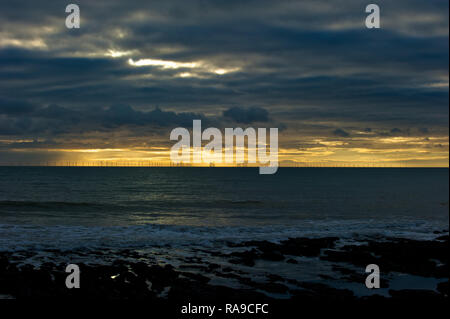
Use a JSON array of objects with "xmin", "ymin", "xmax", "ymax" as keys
[{"xmin": 0, "ymin": 232, "xmax": 448, "ymax": 306}]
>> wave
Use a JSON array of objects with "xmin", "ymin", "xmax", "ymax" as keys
[{"xmin": 0, "ymin": 218, "xmax": 446, "ymax": 253}]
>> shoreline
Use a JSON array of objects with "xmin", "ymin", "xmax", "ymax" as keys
[{"xmin": 1, "ymin": 232, "xmax": 448, "ymax": 301}]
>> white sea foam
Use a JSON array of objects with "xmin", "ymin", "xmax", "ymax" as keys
[{"xmin": 0, "ymin": 218, "xmax": 445, "ymax": 252}]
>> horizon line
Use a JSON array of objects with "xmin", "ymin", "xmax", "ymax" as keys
[{"xmin": 0, "ymin": 164, "xmax": 448, "ymax": 168}]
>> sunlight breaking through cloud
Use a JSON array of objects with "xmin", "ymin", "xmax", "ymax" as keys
[{"xmin": 128, "ymin": 58, "xmax": 241, "ymax": 76}]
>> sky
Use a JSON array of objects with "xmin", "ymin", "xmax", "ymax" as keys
[{"xmin": 0, "ymin": 0, "xmax": 448, "ymax": 167}]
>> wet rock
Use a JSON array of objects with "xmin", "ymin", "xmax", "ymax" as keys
[
  {"xmin": 437, "ymin": 281, "xmax": 448, "ymax": 297},
  {"xmin": 260, "ymin": 250, "xmax": 285, "ymax": 261},
  {"xmin": 0, "ymin": 234, "xmax": 447, "ymax": 301},
  {"xmin": 291, "ymin": 282, "xmax": 354, "ymax": 301},
  {"xmin": 207, "ymin": 263, "xmax": 221, "ymax": 271},
  {"xmin": 389, "ymin": 289, "xmax": 444, "ymax": 301},
  {"xmin": 279, "ymin": 237, "xmax": 339, "ymax": 257},
  {"xmin": 228, "ymin": 249, "xmax": 258, "ymax": 267},
  {"xmin": 322, "ymin": 237, "xmax": 448, "ymax": 278},
  {"xmin": 266, "ymin": 274, "xmax": 285, "ymax": 282},
  {"xmin": 239, "ymin": 277, "xmax": 289, "ymax": 294},
  {"xmin": 180, "ymin": 272, "xmax": 211, "ymax": 284},
  {"xmin": 230, "ymin": 237, "xmax": 338, "ymax": 258}
]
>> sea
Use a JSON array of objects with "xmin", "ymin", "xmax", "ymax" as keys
[
  {"xmin": 0, "ymin": 167, "xmax": 448, "ymax": 296},
  {"xmin": 0, "ymin": 167, "xmax": 448, "ymax": 249}
]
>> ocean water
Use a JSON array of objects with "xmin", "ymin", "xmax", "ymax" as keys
[
  {"xmin": 1, "ymin": 167, "xmax": 448, "ymax": 296},
  {"xmin": 0, "ymin": 167, "xmax": 448, "ymax": 252}
]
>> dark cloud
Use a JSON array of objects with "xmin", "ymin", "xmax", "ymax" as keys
[
  {"xmin": 0, "ymin": 98, "xmax": 37, "ymax": 115},
  {"xmin": 1, "ymin": 100, "xmax": 284, "ymax": 138},
  {"xmin": 333, "ymin": 128, "xmax": 350, "ymax": 138},
  {"xmin": 0, "ymin": 102, "xmax": 211, "ymax": 134},
  {"xmin": 223, "ymin": 106, "xmax": 269, "ymax": 124},
  {"xmin": 101, "ymin": 105, "xmax": 207, "ymax": 128}
]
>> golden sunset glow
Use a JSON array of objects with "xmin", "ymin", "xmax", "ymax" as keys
[{"xmin": 5, "ymin": 133, "xmax": 448, "ymax": 167}]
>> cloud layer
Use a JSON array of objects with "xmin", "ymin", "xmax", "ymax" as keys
[{"xmin": 0, "ymin": 0, "xmax": 448, "ymax": 166}]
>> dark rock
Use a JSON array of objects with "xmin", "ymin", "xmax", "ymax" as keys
[
  {"xmin": 180, "ymin": 272, "xmax": 211, "ymax": 284},
  {"xmin": 322, "ymin": 237, "xmax": 448, "ymax": 278},
  {"xmin": 292, "ymin": 282, "xmax": 355, "ymax": 301},
  {"xmin": 437, "ymin": 281, "xmax": 448, "ymax": 296},
  {"xmin": 266, "ymin": 274, "xmax": 285, "ymax": 282},
  {"xmin": 260, "ymin": 250, "xmax": 285, "ymax": 261},
  {"xmin": 389, "ymin": 289, "xmax": 444, "ymax": 300},
  {"xmin": 231, "ymin": 237, "xmax": 338, "ymax": 258}
]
